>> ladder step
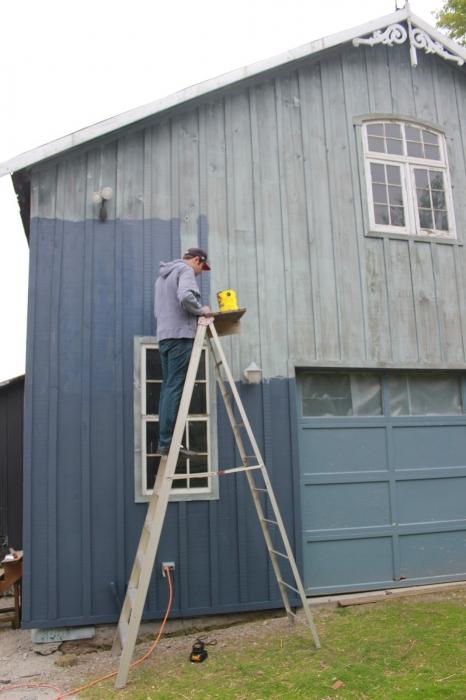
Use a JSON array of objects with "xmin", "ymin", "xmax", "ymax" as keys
[
  {"xmin": 218, "ymin": 465, "xmax": 262, "ymax": 476},
  {"xmin": 269, "ymin": 548, "xmax": 290, "ymax": 560},
  {"xmin": 252, "ymin": 487, "xmax": 268, "ymax": 493},
  {"xmin": 118, "ymin": 619, "xmax": 129, "ymax": 647},
  {"xmin": 277, "ymin": 579, "xmax": 300, "ymax": 595},
  {"xmin": 260, "ymin": 517, "xmax": 279, "ymax": 526}
]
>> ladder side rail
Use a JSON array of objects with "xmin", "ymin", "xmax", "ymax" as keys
[
  {"xmin": 208, "ymin": 324, "xmax": 266, "ymax": 465},
  {"xmin": 114, "ymin": 323, "xmax": 207, "ymax": 688},
  {"xmin": 209, "ymin": 324, "xmax": 321, "ymax": 649},
  {"xmin": 207, "ymin": 333, "xmax": 294, "ymax": 619},
  {"xmin": 260, "ymin": 467, "xmax": 321, "ymax": 648}
]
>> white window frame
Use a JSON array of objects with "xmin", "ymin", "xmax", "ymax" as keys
[
  {"xmin": 134, "ymin": 336, "xmax": 218, "ymax": 503},
  {"xmin": 362, "ymin": 119, "xmax": 456, "ymax": 240}
]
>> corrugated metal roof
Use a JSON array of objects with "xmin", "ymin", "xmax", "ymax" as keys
[{"xmin": 0, "ymin": 7, "xmax": 464, "ymax": 178}]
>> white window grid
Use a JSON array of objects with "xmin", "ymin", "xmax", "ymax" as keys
[
  {"xmin": 140, "ymin": 342, "xmax": 211, "ymax": 497},
  {"xmin": 363, "ymin": 120, "xmax": 456, "ymax": 240}
]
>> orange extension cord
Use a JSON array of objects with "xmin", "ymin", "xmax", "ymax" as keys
[{"xmin": 0, "ymin": 567, "xmax": 175, "ymax": 699}]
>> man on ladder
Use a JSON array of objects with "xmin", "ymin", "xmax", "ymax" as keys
[{"xmin": 154, "ymin": 247, "xmax": 212, "ymax": 457}]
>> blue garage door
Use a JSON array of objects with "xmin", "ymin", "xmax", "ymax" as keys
[{"xmin": 297, "ymin": 371, "xmax": 466, "ymax": 594}]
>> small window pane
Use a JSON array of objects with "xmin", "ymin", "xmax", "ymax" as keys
[
  {"xmin": 372, "ymin": 183, "xmax": 387, "ymax": 203},
  {"xmin": 189, "ymin": 383, "xmax": 207, "ymax": 414},
  {"xmin": 388, "ymin": 185, "xmax": 403, "ymax": 206},
  {"xmin": 425, "ymin": 145, "xmax": 440, "ymax": 161},
  {"xmin": 390, "ymin": 206, "xmax": 405, "ymax": 226},
  {"xmin": 386, "ymin": 165, "xmax": 401, "ymax": 185},
  {"xmin": 419, "ymin": 209, "xmax": 433, "ymax": 228},
  {"xmin": 368, "ymin": 136, "xmax": 385, "ymax": 153},
  {"xmin": 146, "ymin": 382, "xmax": 161, "ymax": 415},
  {"xmin": 405, "ymin": 125, "xmax": 421, "ymax": 141},
  {"xmin": 146, "ymin": 422, "xmax": 159, "ymax": 455},
  {"xmin": 188, "ymin": 421, "xmax": 208, "ymax": 452},
  {"xmin": 367, "ymin": 123, "xmax": 384, "ymax": 136},
  {"xmin": 370, "ymin": 163, "xmax": 386, "ymax": 182},
  {"xmin": 375, "ymin": 205, "xmax": 389, "ymax": 225},
  {"xmin": 414, "ymin": 169, "xmax": 429, "ymax": 187},
  {"xmin": 173, "ymin": 460, "xmax": 187, "ymax": 489},
  {"xmin": 147, "ymin": 456, "xmax": 162, "ymax": 490},
  {"xmin": 190, "ymin": 459, "xmax": 208, "ymax": 488},
  {"xmin": 385, "ymin": 123, "xmax": 402, "ymax": 139},
  {"xmin": 431, "ymin": 190, "xmax": 446, "ymax": 209},
  {"xmin": 386, "ymin": 138, "xmax": 403, "ymax": 155},
  {"xmin": 417, "ymin": 188, "xmax": 431, "ymax": 209},
  {"xmin": 196, "ymin": 351, "xmax": 206, "ymax": 380},
  {"xmin": 407, "ymin": 141, "xmax": 424, "ymax": 158},
  {"xmin": 389, "ymin": 374, "xmax": 463, "ymax": 415},
  {"xmin": 434, "ymin": 210, "xmax": 449, "ymax": 231},
  {"xmin": 422, "ymin": 130, "xmax": 439, "ymax": 146},
  {"xmin": 146, "ymin": 349, "xmax": 162, "ymax": 379},
  {"xmin": 429, "ymin": 172, "xmax": 444, "ymax": 190},
  {"xmin": 301, "ymin": 373, "xmax": 382, "ymax": 417}
]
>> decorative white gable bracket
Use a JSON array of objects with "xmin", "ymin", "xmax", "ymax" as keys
[{"xmin": 353, "ymin": 20, "xmax": 465, "ymax": 68}]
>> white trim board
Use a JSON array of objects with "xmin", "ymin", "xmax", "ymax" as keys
[{"xmin": 1, "ymin": 8, "xmax": 465, "ymax": 178}]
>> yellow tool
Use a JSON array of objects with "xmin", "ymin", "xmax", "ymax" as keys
[{"xmin": 217, "ymin": 289, "xmax": 239, "ymax": 312}]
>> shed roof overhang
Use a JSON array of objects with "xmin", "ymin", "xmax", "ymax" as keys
[{"xmin": 1, "ymin": 7, "xmax": 465, "ymax": 216}]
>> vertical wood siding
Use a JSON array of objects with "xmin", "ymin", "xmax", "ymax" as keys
[
  {"xmin": 24, "ymin": 37, "xmax": 466, "ymax": 626},
  {"xmin": 32, "ymin": 42, "xmax": 466, "ymax": 376}
]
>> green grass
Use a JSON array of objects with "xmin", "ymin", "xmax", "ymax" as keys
[{"xmin": 83, "ymin": 590, "xmax": 466, "ymax": 700}]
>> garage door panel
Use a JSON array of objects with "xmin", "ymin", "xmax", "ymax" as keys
[
  {"xmin": 397, "ymin": 477, "xmax": 466, "ymax": 524},
  {"xmin": 304, "ymin": 537, "xmax": 393, "ymax": 589},
  {"xmin": 393, "ymin": 425, "xmax": 466, "ymax": 468},
  {"xmin": 302, "ymin": 482, "xmax": 391, "ymax": 530},
  {"xmin": 298, "ymin": 371, "xmax": 466, "ymax": 593},
  {"xmin": 300, "ymin": 426, "xmax": 388, "ymax": 473},
  {"xmin": 399, "ymin": 531, "xmax": 466, "ymax": 578}
]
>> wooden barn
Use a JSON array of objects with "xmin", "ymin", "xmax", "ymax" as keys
[{"xmin": 1, "ymin": 6, "xmax": 466, "ymax": 630}]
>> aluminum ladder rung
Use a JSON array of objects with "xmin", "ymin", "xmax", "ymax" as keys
[
  {"xmin": 269, "ymin": 548, "xmax": 290, "ymax": 560},
  {"xmin": 260, "ymin": 517, "xmax": 279, "ymax": 526},
  {"xmin": 252, "ymin": 487, "xmax": 267, "ymax": 493},
  {"xmin": 277, "ymin": 579, "xmax": 300, "ymax": 595}
]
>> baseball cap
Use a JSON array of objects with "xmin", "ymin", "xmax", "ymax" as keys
[{"xmin": 183, "ymin": 247, "xmax": 211, "ymax": 270}]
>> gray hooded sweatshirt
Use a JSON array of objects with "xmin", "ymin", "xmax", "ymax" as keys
[{"xmin": 154, "ymin": 259, "xmax": 204, "ymax": 340}]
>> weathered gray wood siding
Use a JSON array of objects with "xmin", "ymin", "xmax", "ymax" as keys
[
  {"xmin": 24, "ymin": 36, "xmax": 466, "ymax": 626},
  {"xmin": 31, "ymin": 39, "xmax": 466, "ymax": 377}
]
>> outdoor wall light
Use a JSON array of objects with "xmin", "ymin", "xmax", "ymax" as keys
[
  {"xmin": 242, "ymin": 362, "xmax": 262, "ymax": 385},
  {"xmin": 92, "ymin": 187, "xmax": 113, "ymax": 222}
]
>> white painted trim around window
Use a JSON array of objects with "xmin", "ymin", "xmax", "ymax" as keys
[
  {"xmin": 134, "ymin": 336, "xmax": 219, "ymax": 503},
  {"xmin": 362, "ymin": 119, "xmax": 457, "ymax": 240}
]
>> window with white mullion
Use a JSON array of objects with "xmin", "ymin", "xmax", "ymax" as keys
[
  {"xmin": 140, "ymin": 344, "xmax": 210, "ymax": 497},
  {"xmin": 363, "ymin": 120, "xmax": 456, "ymax": 239},
  {"xmin": 367, "ymin": 159, "xmax": 407, "ymax": 232}
]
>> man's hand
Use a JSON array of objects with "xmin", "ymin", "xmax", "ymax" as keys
[{"xmin": 200, "ymin": 305, "xmax": 213, "ymax": 317}]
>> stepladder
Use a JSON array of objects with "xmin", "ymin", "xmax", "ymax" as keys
[{"xmin": 112, "ymin": 310, "xmax": 320, "ymax": 688}]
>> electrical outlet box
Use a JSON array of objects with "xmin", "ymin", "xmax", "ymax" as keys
[{"xmin": 162, "ymin": 562, "xmax": 175, "ymax": 576}]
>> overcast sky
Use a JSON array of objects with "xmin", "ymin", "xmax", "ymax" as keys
[{"xmin": 0, "ymin": 0, "xmax": 443, "ymax": 382}]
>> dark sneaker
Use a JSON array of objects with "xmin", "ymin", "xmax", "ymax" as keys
[
  {"xmin": 179, "ymin": 445, "xmax": 201, "ymax": 458},
  {"xmin": 158, "ymin": 445, "xmax": 169, "ymax": 456}
]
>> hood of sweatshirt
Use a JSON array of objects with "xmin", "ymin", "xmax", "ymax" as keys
[{"xmin": 158, "ymin": 259, "xmax": 187, "ymax": 279}]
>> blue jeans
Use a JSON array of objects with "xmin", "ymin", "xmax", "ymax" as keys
[{"xmin": 158, "ymin": 338, "xmax": 194, "ymax": 450}]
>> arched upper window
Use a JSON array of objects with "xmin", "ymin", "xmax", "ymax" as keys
[{"xmin": 363, "ymin": 120, "xmax": 455, "ymax": 239}]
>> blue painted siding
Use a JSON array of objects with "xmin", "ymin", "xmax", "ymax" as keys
[{"xmin": 22, "ymin": 216, "xmax": 300, "ymax": 627}]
